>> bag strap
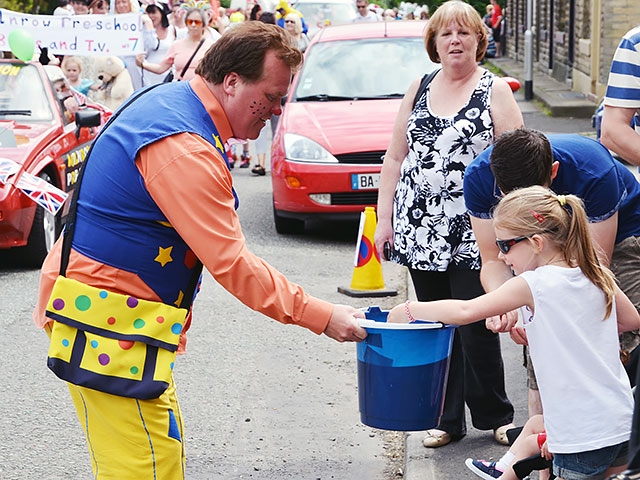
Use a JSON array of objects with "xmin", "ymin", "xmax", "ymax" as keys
[
  {"xmin": 177, "ymin": 39, "xmax": 205, "ymax": 81},
  {"xmin": 412, "ymin": 68, "xmax": 441, "ymax": 109},
  {"xmin": 59, "ymin": 83, "xmax": 203, "ymax": 310}
]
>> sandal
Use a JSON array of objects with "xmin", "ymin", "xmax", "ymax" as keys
[
  {"xmin": 493, "ymin": 423, "xmax": 516, "ymax": 445},
  {"xmin": 251, "ymin": 164, "xmax": 266, "ymax": 176},
  {"xmin": 422, "ymin": 429, "xmax": 452, "ymax": 448}
]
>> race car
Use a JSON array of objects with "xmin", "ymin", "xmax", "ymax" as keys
[{"xmin": 0, "ymin": 59, "xmax": 111, "ymax": 267}]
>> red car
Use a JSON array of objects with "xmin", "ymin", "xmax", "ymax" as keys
[
  {"xmin": 271, "ymin": 20, "xmax": 437, "ymax": 234},
  {"xmin": 0, "ymin": 60, "xmax": 111, "ymax": 267}
]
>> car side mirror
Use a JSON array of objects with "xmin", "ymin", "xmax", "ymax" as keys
[{"xmin": 74, "ymin": 109, "xmax": 102, "ymax": 138}]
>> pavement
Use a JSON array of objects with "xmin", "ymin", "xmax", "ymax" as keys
[
  {"xmin": 488, "ymin": 56, "xmax": 598, "ymax": 119},
  {"xmin": 402, "ymin": 58, "xmax": 597, "ymax": 480}
]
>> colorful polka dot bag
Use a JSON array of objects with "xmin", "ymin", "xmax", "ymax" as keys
[
  {"xmin": 46, "ymin": 276, "xmax": 190, "ymax": 399},
  {"xmin": 43, "ymin": 87, "xmax": 202, "ymax": 400}
]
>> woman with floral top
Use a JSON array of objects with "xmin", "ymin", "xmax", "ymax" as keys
[{"xmin": 374, "ymin": 0, "xmax": 523, "ymax": 450}]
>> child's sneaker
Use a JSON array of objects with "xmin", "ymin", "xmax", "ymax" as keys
[
  {"xmin": 465, "ymin": 458, "xmax": 504, "ymax": 479},
  {"xmin": 239, "ymin": 152, "xmax": 251, "ymax": 168}
]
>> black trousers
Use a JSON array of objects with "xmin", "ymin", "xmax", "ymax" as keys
[{"xmin": 410, "ymin": 268, "xmax": 514, "ymax": 437}]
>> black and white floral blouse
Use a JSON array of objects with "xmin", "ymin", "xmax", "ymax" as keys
[{"xmin": 392, "ymin": 69, "xmax": 496, "ymax": 271}]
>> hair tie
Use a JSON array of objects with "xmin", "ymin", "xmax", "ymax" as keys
[
  {"xmin": 530, "ymin": 209, "xmax": 545, "ymax": 223},
  {"xmin": 557, "ymin": 195, "xmax": 566, "ymax": 206},
  {"xmin": 180, "ymin": 0, "xmax": 210, "ymax": 10}
]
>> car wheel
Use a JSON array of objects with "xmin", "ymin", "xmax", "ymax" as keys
[
  {"xmin": 273, "ymin": 205, "xmax": 305, "ymax": 234},
  {"xmin": 16, "ymin": 171, "xmax": 60, "ymax": 268}
]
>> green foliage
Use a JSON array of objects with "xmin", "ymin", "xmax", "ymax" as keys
[{"xmin": 1, "ymin": 0, "xmax": 55, "ymax": 14}]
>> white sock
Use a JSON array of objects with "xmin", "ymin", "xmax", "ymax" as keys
[{"xmin": 496, "ymin": 451, "xmax": 515, "ymax": 472}]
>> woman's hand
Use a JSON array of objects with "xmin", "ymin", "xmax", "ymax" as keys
[
  {"xmin": 374, "ymin": 219, "xmax": 394, "ymax": 262},
  {"xmin": 141, "ymin": 13, "xmax": 153, "ymax": 30},
  {"xmin": 136, "ymin": 53, "xmax": 146, "ymax": 68}
]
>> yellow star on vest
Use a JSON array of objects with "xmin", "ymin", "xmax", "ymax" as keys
[
  {"xmin": 213, "ymin": 133, "xmax": 224, "ymax": 153},
  {"xmin": 155, "ymin": 246, "xmax": 174, "ymax": 267},
  {"xmin": 174, "ymin": 290, "xmax": 184, "ymax": 307}
]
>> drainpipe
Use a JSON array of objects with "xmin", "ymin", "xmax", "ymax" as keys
[{"xmin": 524, "ymin": 0, "xmax": 534, "ymax": 100}]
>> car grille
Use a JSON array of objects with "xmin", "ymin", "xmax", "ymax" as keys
[
  {"xmin": 332, "ymin": 191, "xmax": 379, "ymax": 205},
  {"xmin": 336, "ymin": 151, "xmax": 385, "ymax": 164}
]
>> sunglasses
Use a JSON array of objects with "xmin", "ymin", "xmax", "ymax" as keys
[
  {"xmin": 495, "ymin": 235, "xmax": 530, "ymax": 254},
  {"xmin": 186, "ymin": 18, "xmax": 203, "ymax": 26},
  {"xmin": 357, "ymin": 5, "xmax": 367, "ymax": 8},
  {"xmin": 284, "ymin": 19, "xmax": 295, "ymax": 23}
]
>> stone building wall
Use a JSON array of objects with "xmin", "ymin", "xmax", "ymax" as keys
[{"xmin": 499, "ymin": 0, "xmax": 640, "ymax": 100}]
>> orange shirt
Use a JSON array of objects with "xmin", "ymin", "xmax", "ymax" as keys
[{"xmin": 34, "ymin": 76, "xmax": 332, "ymax": 352}]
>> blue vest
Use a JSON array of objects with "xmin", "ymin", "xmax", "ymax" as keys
[{"xmin": 72, "ymin": 82, "xmax": 236, "ymax": 306}]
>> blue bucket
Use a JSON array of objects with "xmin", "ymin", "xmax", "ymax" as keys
[{"xmin": 357, "ymin": 306, "xmax": 455, "ymax": 431}]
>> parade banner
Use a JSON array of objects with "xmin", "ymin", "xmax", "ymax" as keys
[{"xmin": 0, "ymin": 9, "xmax": 144, "ymax": 57}]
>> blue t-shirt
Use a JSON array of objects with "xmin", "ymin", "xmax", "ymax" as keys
[
  {"xmin": 71, "ymin": 78, "xmax": 95, "ymax": 96},
  {"xmin": 463, "ymin": 134, "xmax": 640, "ymax": 244}
]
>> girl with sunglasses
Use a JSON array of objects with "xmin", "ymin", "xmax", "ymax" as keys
[
  {"xmin": 389, "ymin": 185, "xmax": 639, "ymax": 480},
  {"xmin": 137, "ymin": 7, "xmax": 214, "ymax": 82}
]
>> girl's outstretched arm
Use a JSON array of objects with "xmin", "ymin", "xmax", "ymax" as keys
[
  {"xmin": 615, "ymin": 284, "xmax": 640, "ymax": 333},
  {"xmin": 388, "ymin": 276, "xmax": 533, "ymax": 327}
]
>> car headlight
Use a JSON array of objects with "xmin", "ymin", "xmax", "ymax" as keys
[{"xmin": 283, "ymin": 133, "xmax": 338, "ymax": 163}]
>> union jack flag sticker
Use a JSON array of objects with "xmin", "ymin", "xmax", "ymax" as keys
[
  {"xmin": 0, "ymin": 158, "xmax": 20, "ymax": 184},
  {"xmin": 15, "ymin": 172, "xmax": 68, "ymax": 216}
]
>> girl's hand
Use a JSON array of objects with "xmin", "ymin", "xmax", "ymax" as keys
[
  {"xmin": 136, "ymin": 53, "xmax": 146, "ymax": 68},
  {"xmin": 540, "ymin": 441, "xmax": 553, "ymax": 461},
  {"xmin": 485, "ymin": 309, "xmax": 519, "ymax": 332},
  {"xmin": 387, "ymin": 303, "xmax": 410, "ymax": 323}
]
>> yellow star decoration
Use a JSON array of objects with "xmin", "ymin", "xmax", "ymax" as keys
[
  {"xmin": 174, "ymin": 290, "xmax": 184, "ymax": 307},
  {"xmin": 213, "ymin": 133, "xmax": 224, "ymax": 154},
  {"xmin": 155, "ymin": 246, "xmax": 174, "ymax": 267}
]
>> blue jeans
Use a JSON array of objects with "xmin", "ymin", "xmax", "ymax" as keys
[
  {"xmin": 553, "ymin": 441, "xmax": 628, "ymax": 480},
  {"xmin": 409, "ymin": 268, "xmax": 514, "ymax": 437}
]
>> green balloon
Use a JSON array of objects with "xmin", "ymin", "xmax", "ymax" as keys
[{"xmin": 8, "ymin": 29, "xmax": 35, "ymax": 62}]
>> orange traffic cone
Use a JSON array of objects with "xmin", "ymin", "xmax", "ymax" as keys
[{"xmin": 338, "ymin": 207, "xmax": 398, "ymax": 298}]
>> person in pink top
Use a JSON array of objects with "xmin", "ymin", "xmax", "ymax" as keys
[
  {"xmin": 137, "ymin": 7, "xmax": 214, "ymax": 82},
  {"xmin": 490, "ymin": 0, "xmax": 503, "ymax": 57}
]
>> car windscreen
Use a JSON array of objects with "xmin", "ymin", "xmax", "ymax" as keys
[
  {"xmin": 293, "ymin": 37, "xmax": 435, "ymax": 101},
  {"xmin": 295, "ymin": 2, "xmax": 357, "ymax": 35},
  {"xmin": 0, "ymin": 63, "xmax": 54, "ymax": 122}
]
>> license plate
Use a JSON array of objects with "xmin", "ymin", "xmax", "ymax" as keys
[{"xmin": 351, "ymin": 173, "xmax": 380, "ymax": 190}]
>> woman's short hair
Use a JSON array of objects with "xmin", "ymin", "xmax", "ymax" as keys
[
  {"xmin": 145, "ymin": 3, "xmax": 171, "ymax": 28},
  {"xmin": 284, "ymin": 12, "xmax": 303, "ymax": 35},
  {"xmin": 424, "ymin": 0, "xmax": 488, "ymax": 63},
  {"xmin": 185, "ymin": 6, "xmax": 207, "ymax": 25}
]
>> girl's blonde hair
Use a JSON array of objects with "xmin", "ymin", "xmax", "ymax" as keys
[
  {"xmin": 61, "ymin": 56, "xmax": 82, "ymax": 73},
  {"xmin": 493, "ymin": 185, "xmax": 617, "ymax": 317}
]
